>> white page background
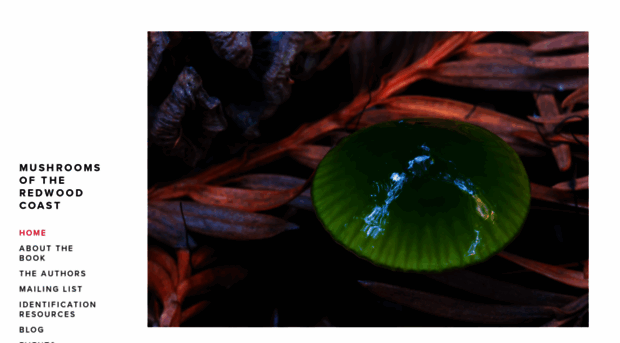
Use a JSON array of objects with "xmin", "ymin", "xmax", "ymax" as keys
[{"xmin": 0, "ymin": 1, "xmax": 612, "ymax": 343}]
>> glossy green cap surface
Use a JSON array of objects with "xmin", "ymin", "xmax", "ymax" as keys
[{"xmin": 312, "ymin": 119, "xmax": 530, "ymax": 272}]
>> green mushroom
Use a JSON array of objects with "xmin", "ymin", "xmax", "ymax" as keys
[{"xmin": 312, "ymin": 118, "xmax": 530, "ymax": 272}]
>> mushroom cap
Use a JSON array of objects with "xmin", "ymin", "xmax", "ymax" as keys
[{"xmin": 312, "ymin": 119, "xmax": 530, "ymax": 272}]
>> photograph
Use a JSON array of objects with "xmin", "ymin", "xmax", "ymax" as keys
[{"xmin": 146, "ymin": 31, "xmax": 589, "ymax": 327}]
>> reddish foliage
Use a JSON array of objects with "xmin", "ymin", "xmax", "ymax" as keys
[
  {"xmin": 358, "ymin": 280, "xmax": 574, "ymax": 324},
  {"xmin": 530, "ymin": 183, "xmax": 588, "ymax": 209},
  {"xmin": 148, "ymin": 246, "xmax": 246, "ymax": 327},
  {"xmin": 529, "ymin": 32, "xmax": 589, "ymax": 52},
  {"xmin": 562, "ymin": 84, "xmax": 589, "ymax": 112},
  {"xmin": 149, "ymin": 201, "xmax": 299, "ymax": 242},
  {"xmin": 498, "ymin": 251, "xmax": 588, "ymax": 289},
  {"xmin": 534, "ymin": 93, "xmax": 572, "ymax": 171},
  {"xmin": 426, "ymin": 269, "xmax": 577, "ymax": 307},
  {"xmin": 553, "ymin": 175, "xmax": 588, "ymax": 191}
]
